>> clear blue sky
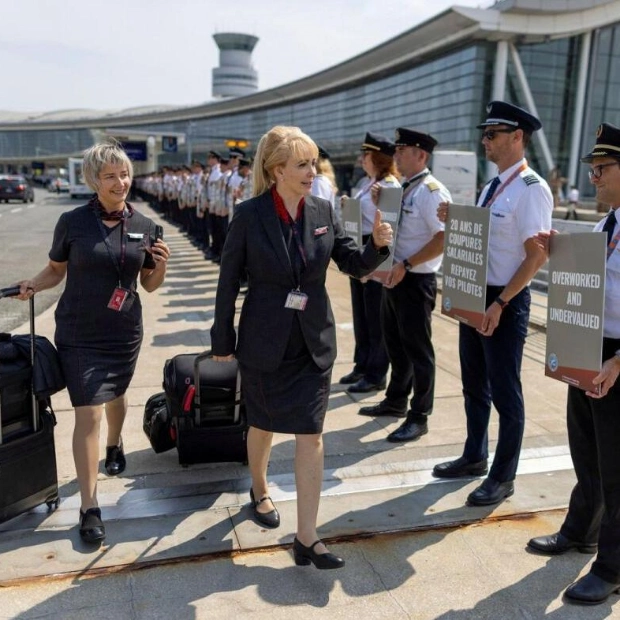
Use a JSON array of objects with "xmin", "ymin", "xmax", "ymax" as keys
[{"xmin": 2, "ymin": 0, "xmax": 491, "ymax": 113}]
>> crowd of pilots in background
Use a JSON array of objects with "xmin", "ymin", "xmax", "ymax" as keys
[{"xmin": 133, "ymin": 145, "xmax": 341, "ymax": 264}]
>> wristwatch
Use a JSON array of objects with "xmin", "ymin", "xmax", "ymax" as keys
[
  {"xmin": 403, "ymin": 258, "xmax": 413, "ymax": 272},
  {"xmin": 494, "ymin": 296, "xmax": 508, "ymax": 309},
  {"xmin": 615, "ymin": 349, "xmax": 620, "ymax": 361}
]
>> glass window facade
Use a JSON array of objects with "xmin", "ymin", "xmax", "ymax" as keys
[{"xmin": 2, "ymin": 16, "xmax": 620, "ymax": 198}]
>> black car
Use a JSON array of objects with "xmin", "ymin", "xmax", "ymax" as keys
[{"xmin": 0, "ymin": 176, "xmax": 35, "ymax": 203}]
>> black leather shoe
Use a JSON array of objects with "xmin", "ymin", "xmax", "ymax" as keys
[
  {"xmin": 387, "ymin": 420, "xmax": 428, "ymax": 442},
  {"xmin": 250, "ymin": 488, "xmax": 280, "ymax": 529},
  {"xmin": 105, "ymin": 441, "xmax": 126, "ymax": 476},
  {"xmin": 564, "ymin": 573, "xmax": 620, "ymax": 605},
  {"xmin": 358, "ymin": 400, "xmax": 406, "ymax": 418},
  {"xmin": 528, "ymin": 532, "xmax": 597, "ymax": 555},
  {"xmin": 293, "ymin": 538, "xmax": 345, "ymax": 569},
  {"xmin": 433, "ymin": 456, "xmax": 488, "ymax": 479},
  {"xmin": 467, "ymin": 478, "xmax": 514, "ymax": 506},
  {"xmin": 79, "ymin": 507, "xmax": 106, "ymax": 544},
  {"xmin": 339, "ymin": 370, "xmax": 364, "ymax": 384},
  {"xmin": 347, "ymin": 378, "xmax": 387, "ymax": 393}
]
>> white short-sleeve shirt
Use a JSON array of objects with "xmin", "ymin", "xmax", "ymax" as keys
[
  {"xmin": 480, "ymin": 158, "xmax": 553, "ymax": 286},
  {"xmin": 312, "ymin": 175, "xmax": 336, "ymax": 209},
  {"xmin": 355, "ymin": 175, "xmax": 400, "ymax": 235},
  {"xmin": 394, "ymin": 171, "xmax": 450, "ymax": 273},
  {"xmin": 594, "ymin": 210, "xmax": 620, "ymax": 338}
]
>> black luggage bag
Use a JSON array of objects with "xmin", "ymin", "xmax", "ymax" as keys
[
  {"xmin": 0, "ymin": 287, "xmax": 60, "ymax": 523},
  {"xmin": 163, "ymin": 352, "xmax": 247, "ymax": 466}
]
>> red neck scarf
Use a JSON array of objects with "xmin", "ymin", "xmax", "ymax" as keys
[{"xmin": 271, "ymin": 186, "xmax": 304, "ymax": 223}]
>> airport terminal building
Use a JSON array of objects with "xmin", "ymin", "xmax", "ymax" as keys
[{"xmin": 1, "ymin": 0, "xmax": 619, "ymax": 197}]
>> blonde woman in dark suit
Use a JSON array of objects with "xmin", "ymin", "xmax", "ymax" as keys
[{"xmin": 211, "ymin": 125, "xmax": 392, "ymax": 569}]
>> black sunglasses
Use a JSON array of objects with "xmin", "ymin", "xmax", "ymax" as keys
[{"xmin": 482, "ymin": 128, "xmax": 517, "ymax": 141}]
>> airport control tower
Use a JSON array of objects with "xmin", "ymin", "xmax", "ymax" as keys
[{"xmin": 212, "ymin": 33, "xmax": 259, "ymax": 98}]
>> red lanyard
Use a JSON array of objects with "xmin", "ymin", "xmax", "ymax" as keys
[
  {"xmin": 607, "ymin": 229, "xmax": 620, "ymax": 260},
  {"xmin": 484, "ymin": 161, "xmax": 529, "ymax": 208}
]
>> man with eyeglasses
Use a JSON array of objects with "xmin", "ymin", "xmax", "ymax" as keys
[
  {"xmin": 527, "ymin": 122, "xmax": 620, "ymax": 606},
  {"xmin": 434, "ymin": 101, "xmax": 553, "ymax": 506}
]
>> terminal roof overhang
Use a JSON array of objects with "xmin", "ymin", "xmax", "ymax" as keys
[{"xmin": 2, "ymin": 2, "xmax": 620, "ymax": 132}]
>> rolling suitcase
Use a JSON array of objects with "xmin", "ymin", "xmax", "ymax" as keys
[
  {"xmin": 163, "ymin": 352, "xmax": 247, "ymax": 466},
  {"xmin": 0, "ymin": 286, "xmax": 60, "ymax": 523}
]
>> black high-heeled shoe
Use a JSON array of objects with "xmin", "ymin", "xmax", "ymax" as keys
[
  {"xmin": 249, "ymin": 488, "xmax": 280, "ymax": 528},
  {"xmin": 293, "ymin": 538, "xmax": 345, "ymax": 569},
  {"xmin": 105, "ymin": 439, "xmax": 126, "ymax": 476},
  {"xmin": 79, "ymin": 507, "xmax": 106, "ymax": 544}
]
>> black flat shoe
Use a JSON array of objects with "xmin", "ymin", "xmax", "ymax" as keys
[
  {"xmin": 293, "ymin": 538, "xmax": 345, "ymax": 569},
  {"xmin": 564, "ymin": 572, "xmax": 620, "ymax": 605},
  {"xmin": 105, "ymin": 440, "xmax": 126, "ymax": 476},
  {"xmin": 250, "ymin": 488, "xmax": 280, "ymax": 529},
  {"xmin": 433, "ymin": 456, "xmax": 488, "ymax": 479},
  {"xmin": 339, "ymin": 370, "xmax": 364, "ymax": 384},
  {"xmin": 358, "ymin": 400, "xmax": 406, "ymax": 418},
  {"xmin": 347, "ymin": 378, "xmax": 386, "ymax": 393},
  {"xmin": 528, "ymin": 532, "xmax": 597, "ymax": 555},
  {"xmin": 79, "ymin": 507, "xmax": 106, "ymax": 544},
  {"xmin": 387, "ymin": 420, "xmax": 428, "ymax": 442},
  {"xmin": 467, "ymin": 478, "xmax": 514, "ymax": 506}
]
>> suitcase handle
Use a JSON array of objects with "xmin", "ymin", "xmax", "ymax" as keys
[{"xmin": 0, "ymin": 286, "xmax": 22, "ymax": 299}]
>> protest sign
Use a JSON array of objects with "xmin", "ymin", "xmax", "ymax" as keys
[
  {"xmin": 341, "ymin": 198, "xmax": 362, "ymax": 247},
  {"xmin": 441, "ymin": 204, "xmax": 490, "ymax": 329},
  {"xmin": 545, "ymin": 232, "xmax": 606, "ymax": 392}
]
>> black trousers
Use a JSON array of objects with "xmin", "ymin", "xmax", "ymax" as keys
[
  {"xmin": 560, "ymin": 337, "xmax": 620, "ymax": 584},
  {"xmin": 349, "ymin": 276, "xmax": 389, "ymax": 383},
  {"xmin": 381, "ymin": 271, "xmax": 437, "ymax": 421},
  {"xmin": 460, "ymin": 286, "xmax": 530, "ymax": 482}
]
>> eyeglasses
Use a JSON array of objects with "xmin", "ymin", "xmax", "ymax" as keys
[
  {"xmin": 481, "ymin": 128, "xmax": 517, "ymax": 141},
  {"xmin": 588, "ymin": 162, "xmax": 620, "ymax": 180}
]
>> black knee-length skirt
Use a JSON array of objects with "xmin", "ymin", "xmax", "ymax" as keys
[{"xmin": 239, "ymin": 318, "xmax": 332, "ymax": 434}]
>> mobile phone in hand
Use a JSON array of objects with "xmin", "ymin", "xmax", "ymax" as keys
[{"xmin": 149, "ymin": 225, "xmax": 164, "ymax": 248}]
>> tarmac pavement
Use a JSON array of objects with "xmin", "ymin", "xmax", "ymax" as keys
[{"xmin": 0, "ymin": 200, "xmax": 617, "ymax": 619}]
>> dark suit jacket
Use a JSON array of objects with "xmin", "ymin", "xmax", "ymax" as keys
[{"xmin": 210, "ymin": 190, "xmax": 387, "ymax": 372}]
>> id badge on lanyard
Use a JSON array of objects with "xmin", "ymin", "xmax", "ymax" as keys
[
  {"xmin": 96, "ymin": 208, "xmax": 130, "ymax": 312},
  {"xmin": 284, "ymin": 217, "xmax": 308, "ymax": 311},
  {"xmin": 284, "ymin": 289, "xmax": 308, "ymax": 311},
  {"xmin": 107, "ymin": 286, "xmax": 130, "ymax": 311}
]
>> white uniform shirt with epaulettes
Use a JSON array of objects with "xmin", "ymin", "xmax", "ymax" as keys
[
  {"xmin": 216, "ymin": 170, "xmax": 232, "ymax": 215},
  {"xmin": 593, "ymin": 208, "xmax": 620, "ymax": 338},
  {"xmin": 225, "ymin": 169, "xmax": 240, "ymax": 211},
  {"xmin": 179, "ymin": 174, "xmax": 190, "ymax": 208},
  {"xmin": 206, "ymin": 164, "xmax": 222, "ymax": 206},
  {"xmin": 394, "ymin": 169, "xmax": 449, "ymax": 273},
  {"xmin": 356, "ymin": 174, "xmax": 401, "ymax": 235},
  {"xmin": 479, "ymin": 157, "xmax": 553, "ymax": 286},
  {"xmin": 237, "ymin": 173, "xmax": 253, "ymax": 204}
]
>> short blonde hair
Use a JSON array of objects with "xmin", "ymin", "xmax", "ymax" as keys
[
  {"xmin": 82, "ymin": 140, "xmax": 134, "ymax": 192},
  {"xmin": 252, "ymin": 126, "xmax": 319, "ymax": 196}
]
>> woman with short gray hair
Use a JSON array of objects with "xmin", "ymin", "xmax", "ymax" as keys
[{"xmin": 16, "ymin": 140, "xmax": 170, "ymax": 545}]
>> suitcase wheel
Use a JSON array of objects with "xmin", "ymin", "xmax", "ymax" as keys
[{"xmin": 46, "ymin": 498, "xmax": 60, "ymax": 511}]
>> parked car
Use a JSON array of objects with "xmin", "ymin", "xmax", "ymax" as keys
[
  {"xmin": 47, "ymin": 177, "xmax": 70, "ymax": 193},
  {"xmin": 0, "ymin": 175, "xmax": 35, "ymax": 203}
]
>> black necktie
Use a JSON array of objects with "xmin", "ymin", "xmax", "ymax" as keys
[
  {"xmin": 480, "ymin": 176, "xmax": 501, "ymax": 208},
  {"xmin": 603, "ymin": 210, "xmax": 617, "ymax": 245}
]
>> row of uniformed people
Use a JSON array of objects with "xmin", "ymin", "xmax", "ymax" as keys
[{"xmin": 135, "ymin": 149, "xmax": 253, "ymax": 261}]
